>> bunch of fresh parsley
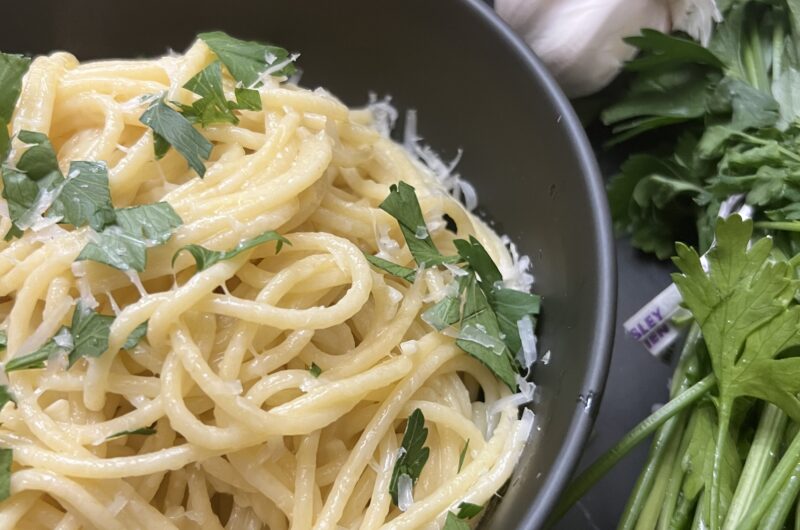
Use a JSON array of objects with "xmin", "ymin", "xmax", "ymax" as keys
[{"xmin": 551, "ymin": 1, "xmax": 800, "ymax": 529}]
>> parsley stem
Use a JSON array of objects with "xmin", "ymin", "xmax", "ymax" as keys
[
  {"xmin": 727, "ymin": 130, "xmax": 800, "ymax": 163},
  {"xmin": 632, "ymin": 414, "xmax": 686, "ymax": 529},
  {"xmin": 737, "ymin": 426, "xmax": 800, "ymax": 530},
  {"xmin": 723, "ymin": 404, "xmax": 788, "ymax": 529},
  {"xmin": 755, "ymin": 221, "xmax": 800, "ymax": 233},
  {"xmin": 772, "ymin": 21, "xmax": 785, "ymax": 87},
  {"xmin": 547, "ymin": 374, "xmax": 716, "ymax": 526},
  {"xmin": 619, "ymin": 324, "xmax": 702, "ymax": 529},
  {"xmin": 757, "ymin": 458, "xmax": 800, "ymax": 530},
  {"xmin": 709, "ymin": 399, "xmax": 733, "ymax": 530},
  {"xmin": 659, "ymin": 413, "xmax": 697, "ymax": 530}
]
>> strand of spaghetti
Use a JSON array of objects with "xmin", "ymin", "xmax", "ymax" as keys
[
  {"xmin": 172, "ymin": 323, "xmax": 414, "ymax": 434},
  {"xmin": 10, "ymin": 470, "xmax": 126, "ymax": 530},
  {"xmin": 291, "ymin": 430, "xmax": 321, "ymax": 530},
  {"xmin": 12, "ymin": 53, "xmax": 76, "ymax": 143},
  {"xmin": 5, "ymin": 237, "xmax": 82, "ymax": 354},
  {"xmin": 380, "ymin": 412, "xmax": 518, "ymax": 530},
  {"xmin": 0, "ymin": 490, "xmax": 40, "ymax": 530},
  {"xmin": 216, "ymin": 255, "xmax": 345, "ymax": 380},
  {"xmin": 228, "ymin": 448, "xmax": 295, "ymax": 518},
  {"xmin": 313, "ymin": 338, "xmax": 459, "ymax": 530},
  {"xmin": 0, "ymin": 434, "xmax": 214, "ymax": 478}
]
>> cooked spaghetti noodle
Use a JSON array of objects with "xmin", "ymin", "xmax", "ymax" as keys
[{"xmin": 0, "ymin": 36, "xmax": 537, "ymax": 530}]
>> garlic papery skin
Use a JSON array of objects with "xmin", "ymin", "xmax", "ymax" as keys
[{"xmin": 496, "ymin": 0, "xmax": 719, "ymax": 97}]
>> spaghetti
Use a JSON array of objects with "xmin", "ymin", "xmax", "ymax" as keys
[{"xmin": 0, "ymin": 34, "xmax": 537, "ymax": 530}]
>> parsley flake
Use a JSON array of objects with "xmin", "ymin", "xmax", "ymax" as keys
[
  {"xmin": 173, "ymin": 230, "xmax": 289, "ymax": 272},
  {"xmin": 198, "ymin": 31, "xmax": 297, "ymax": 86},
  {"xmin": 139, "ymin": 98, "xmax": 212, "ymax": 177},
  {"xmin": 389, "ymin": 408, "xmax": 430, "ymax": 506}
]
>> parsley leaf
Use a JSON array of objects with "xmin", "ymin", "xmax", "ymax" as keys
[
  {"xmin": 456, "ymin": 273, "xmax": 518, "ymax": 390},
  {"xmin": 2, "ymin": 131, "xmax": 64, "ymax": 238},
  {"xmin": 379, "ymin": 182, "xmax": 457, "ymax": 267},
  {"xmin": 389, "ymin": 408, "xmax": 430, "ymax": 506},
  {"xmin": 0, "ymin": 53, "xmax": 31, "ymax": 161},
  {"xmin": 308, "ymin": 363, "xmax": 322, "ymax": 378},
  {"xmin": 5, "ymin": 303, "xmax": 132, "ymax": 372},
  {"xmin": 458, "ymin": 439, "xmax": 469, "ymax": 473},
  {"xmin": 106, "ymin": 424, "xmax": 156, "ymax": 440},
  {"xmin": 0, "ymin": 447, "xmax": 11, "ymax": 502},
  {"xmin": 68, "ymin": 302, "xmax": 114, "ymax": 367},
  {"xmin": 0, "ymin": 330, "xmax": 7, "ymax": 350},
  {"xmin": 48, "ymin": 161, "xmax": 116, "ymax": 231},
  {"xmin": 5, "ymin": 333, "xmax": 67, "ymax": 372},
  {"xmin": 139, "ymin": 98, "xmax": 212, "ymax": 177},
  {"xmin": 0, "ymin": 386, "xmax": 13, "ymax": 411},
  {"xmin": 443, "ymin": 513, "xmax": 470, "ymax": 530},
  {"xmin": 672, "ymin": 215, "xmax": 800, "ymax": 525},
  {"xmin": 364, "ymin": 253, "xmax": 416, "ymax": 282},
  {"xmin": 179, "ymin": 61, "xmax": 240, "ymax": 127},
  {"xmin": 78, "ymin": 202, "xmax": 182, "ymax": 272},
  {"xmin": 172, "ymin": 230, "xmax": 288, "ymax": 272},
  {"xmin": 454, "ymin": 237, "xmax": 540, "ymax": 354},
  {"xmin": 198, "ymin": 31, "xmax": 296, "ymax": 86},
  {"xmin": 454, "ymin": 236, "xmax": 502, "ymax": 289},
  {"xmin": 233, "ymin": 87, "xmax": 262, "ymax": 110},
  {"xmin": 421, "ymin": 295, "xmax": 461, "ymax": 331},
  {"xmin": 456, "ymin": 502, "xmax": 483, "ymax": 519},
  {"xmin": 123, "ymin": 321, "xmax": 148, "ymax": 350}
]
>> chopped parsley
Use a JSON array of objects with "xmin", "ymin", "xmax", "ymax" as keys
[
  {"xmin": 198, "ymin": 31, "xmax": 297, "ymax": 86},
  {"xmin": 0, "ymin": 448, "xmax": 11, "ymax": 502},
  {"xmin": 172, "ymin": 230, "xmax": 289, "ymax": 272},
  {"xmin": 78, "ymin": 202, "xmax": 183, "ymax": 272},
  {"xmin": 48, "ymin": 161, "xmax": 116, "ymax": 231},
  {"xmin": 368, "ymin": 181, "xmax": 540, "ymax": 390},
  {"xmin": 139, "ymin": 98, "xmax": 212, "ymax": 177},
  {"xmin": 389, "ymin": 408, "xmax": 430, "ymax": 506},
  {"xmin": 106, "ymin": 424, "xmax": 157, "ymax": 440},
  {"xmin": 363, "ymin": 253, "xmax": 416, "ymax": 282},
  {"xmin": 177, "ymin": 61, "xmax": 263, "ymax": 127},
  {"xmin": 5, "ymin": 302, "xmax": 149, "ymax": 372},
  {"xmin": 0, "ymin": 52, "xmax": 31, "ymax": 161},
  {"xmin": 308, "ymin": 363, "xmax": 322, "ymax": 378}
]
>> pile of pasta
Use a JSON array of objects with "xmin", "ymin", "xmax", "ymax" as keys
[{"xmin": 0, "ymin": 39, "xmax": 535, "ymax": 530}]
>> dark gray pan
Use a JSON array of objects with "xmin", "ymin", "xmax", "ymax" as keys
[{"xmin": 0, "ymin": 0, "xmax": 616, "ymax": 527}]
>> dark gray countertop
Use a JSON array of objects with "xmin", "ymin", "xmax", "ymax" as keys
[{"xmin": 554, "ymin": 237, "xmax": 677, "ymax": 529}]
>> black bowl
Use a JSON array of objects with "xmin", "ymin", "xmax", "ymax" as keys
[{"xmin": 1, "ymin": 0, "xmax": 616, "ymax": 527}]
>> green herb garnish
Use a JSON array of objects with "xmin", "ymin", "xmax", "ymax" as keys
[
  {"xmin": 2, "ymin": 130, "xmax": 64, "ymax": 239},
  {"xmin": 442, "ymin": 503, "xmax": 483, "ymax": 530},
  {"xmin": 177, "ymin": 61, "xmax": 262, "ymax": 127},
  {"xmin": 106, "ymin": 424, "xmax": 157, "ymax": 440},
  {"xmin": 78, "ymin": 202, "xmax": 183, "ymax": 272},
  {"xmin": 308, "ymin": 363, "xmax": 322, "ymax": 378},
  {"xmin": 199, "ymin": 31, "xmax": 297, "ymax": 86},
  {"xmin": 389, "ymin": 408, "xmax": 430, "ymax": 506},
  {"xmin": 363, "ymin": 253, "xmax": 416, "ymax": 282},
  {"xmin": 139, "ymin": 98, "xmax": 212, "ymax": 177},
  {"xmin": 378, "ymin": 182, "xmax": 457, "ymax": 267},
  {"xmin": 0, "ymin": 52, "xmax": 31, "ymax": 161},
  {"xmin": 48, "ymin": 161, "xmax": 116, "ymax": 231},
  {"xmin": 123, "ymin": 322, "xmax": 148, "ymax": 350},
  {"xmin": 457, "ymin": 439, "xmax": 469, "ymax": 473},
  {"xmin": 5, "ymin": 331, "xmax": 68, "ymax": 372},
  {"xmin": 369, "ymin": 182, "xmax": 540, "ymax": 391},
  {"xmin": 0, "ymin": 448, "xmax": 11, "ymax": 501},
  {"xmin": 172, "ymin": 230, "xmax": 288, "ymax": 272}
]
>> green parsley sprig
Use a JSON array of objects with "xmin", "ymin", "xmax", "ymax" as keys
[
  {"xmin": 389, "ymin": 408, "xmax": 430, "ymax": 507},
  {"xmin": 366, "ymin": 182, "xmax": 540, "ymax": 390}
]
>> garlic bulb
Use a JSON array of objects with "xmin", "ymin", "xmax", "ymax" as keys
[{"xmin": 495, "ymin": 0, "xmax": 720, "ymax": 98}]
